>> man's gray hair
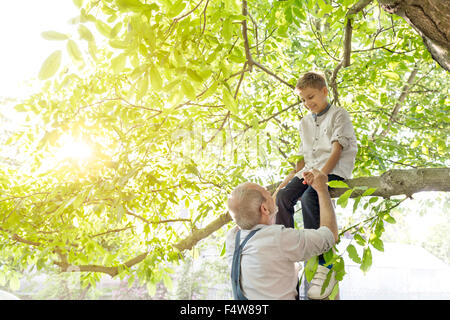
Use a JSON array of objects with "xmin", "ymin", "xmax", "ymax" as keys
[{"xmin": 227, "ymin": 183, "xmax": 265, "ymax": 230}]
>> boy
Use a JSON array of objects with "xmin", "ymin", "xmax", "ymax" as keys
[{"xmin": 273, "ymin": 71, "xmax": 357, "ymax": 299}]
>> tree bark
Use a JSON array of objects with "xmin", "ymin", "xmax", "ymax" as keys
[
  {"xmin": 378, "ymin": 0, "xmax": 450, "ymax": 71},
  {"xmin": 174, "ymin": 167, "xmax": 450, "ymax": 251}
]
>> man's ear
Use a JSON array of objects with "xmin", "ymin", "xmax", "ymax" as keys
[
  {"xmin": 322, "ymin": 86, "xmax": 328, "ymax": 96},
  {"xmin": 260, "ymin": 202, "xmax": 269, "ymax": 216}
]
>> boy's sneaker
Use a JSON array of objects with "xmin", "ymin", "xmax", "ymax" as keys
[{"xmin": 307, "ymin": 265, "xmax": 337, "ymax": 300}]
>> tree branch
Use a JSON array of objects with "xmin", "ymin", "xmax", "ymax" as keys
[
  {"xmin": 240, "ymin": 0, "xmax": 294, "ymax": 90},
  {"xmin": 173, "ymin": 167, "xmax": 450, "ymax": 251},
  {"xmin": 54, "ymin": 252, "xmax": 149, "ymax": 278},
  {"xmin": 125, "ymin": 210, "xmax": 191, "ymax": 225},
  {"xmin": 371, "ymin": 67, "xmax": 419, "ymax": 140},
  {"xmin": 242, "ymin": 0, "xmax": 253, "ymax": 71},
  {"xmin": 252, "ymin": 61, "xmax": 295, "ymax": 89},
  {"xmin": 343, "ymin": 0, "xmax": 374, "ymax": 67}
]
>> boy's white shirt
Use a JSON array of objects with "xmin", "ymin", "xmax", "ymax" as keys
[
  {"xmin": 226, "ymin": 224, "xmax": 335, "ymax": 300},
  {"xmin": 296, "ymin": 104, "xmax": 357, "ymax": 180}
]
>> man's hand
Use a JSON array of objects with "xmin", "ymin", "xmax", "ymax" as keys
[{"xmin": 308, "ymin": 169, "xmax": 329, "ymax": 193}]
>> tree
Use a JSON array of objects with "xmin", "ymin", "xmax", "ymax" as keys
[
  {"xmin": 378, "ymin": 0, "xmax": 450, "ymax": 72},
  {"xmin": 1, "ymin": 0, "xmax": 448, "ymax": 294}
]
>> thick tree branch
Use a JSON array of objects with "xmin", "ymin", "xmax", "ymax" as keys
[
  {"xmin": 343, "ymin": 19, "xmax": 353, "ymax": 67},
  {"xmin": 378, "ymin": 0, "xmax": 450, "ymax": 71},
  {"xmin": 173, "ymin": 167, "xmax": 450, "ymax": 251}
]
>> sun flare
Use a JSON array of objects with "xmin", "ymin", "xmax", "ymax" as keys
[{"xmin": 56, "ymin": 135, "xmax": 92, "ymax": 161}]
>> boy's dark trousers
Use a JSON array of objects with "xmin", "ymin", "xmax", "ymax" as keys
[{"xmin": 275, "ymin": 174, "xmax": 344, "ymax": 265}]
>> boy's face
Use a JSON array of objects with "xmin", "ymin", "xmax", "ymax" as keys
[{"xmin": 297, "ymin": 86, "xmax": 328, "ymax": 114}]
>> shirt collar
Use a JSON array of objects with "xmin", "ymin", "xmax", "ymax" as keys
[{"xmin": 312, "ymin": 103, "xmax": 331, "ymax": 121}]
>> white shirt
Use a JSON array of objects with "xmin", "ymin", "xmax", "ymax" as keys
[
  {"xmin": 226, "ymin": 224, "xmax": 335, "ymax": 300},
  {"xmin": 295, "ymin": 104, "xmax": 357, "ymax": 180}
]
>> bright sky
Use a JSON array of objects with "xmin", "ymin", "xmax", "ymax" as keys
[{"xmin": 0, "ymin": 0, "xmax": 79, "ymax": 99}]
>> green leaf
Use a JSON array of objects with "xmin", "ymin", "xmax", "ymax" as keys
[
  {"xmin": 163, "ymin": 274, "xmax": 173, "ymax": 290},
  {"xmin": 111, "ymin": 54, "xmax": 127, "ymax": 74},
  {"xmin": 88, "ymin": 41, "xmax": 99, "ymax": 62},
  {"xmin": 181, "ymin": 80, "xmax": 196, "ymax": 100},
  {"xmin": 146, "ymin": 281, "xmax": 157, "ymax": 296},
  {"xmin": 223, "ymin": 87, "xmax": 238, "ymax": 114},
  {"xmin": 73, "ymin": 0, "xmax": 83, "ymax": 8},
  {"xmin": 117, "ymin": 0, "xmax": 143, "ymax": 11},
  {"xmin": 336, "ymin": 189, "xmax": 353, "ymax": 208},
  {"xmin": 220, "ymin": 241, "xmax": 226, "ymax": 257},
  {"xmin": 110, "ymin": 22, "xmax": 122, "ymax": 38},
  {"xmin": 369, "ymin": 196, "xmax": 379, "ymax": 204},
  {"xmin": 78, "ymin": 24, "xmax": 94, "ymax": 41},
  {"xmin": 333, "ymin": 257, "xmax": 346, "ymax": 281},
  {"xmin": 38, "ymin": 50, "xmax": 62, "ymax": 80},
  {"xmin": 328, "ymin": 282, "xmax": 340, "ymax": 300},
  {"xmin": 382, "ymin": 213, "xmax": 396, "ymax": 224},
  {"xmin": 327, "ymin": 180, "xmax": 349, "ymax": 189},
  {"xmin": 346, "ymin": 244, "xmax": 361, "ymax": 263},
  {"xmin": 95, "ymin": 20, "xmax": 112, "ymax": 38},
  {"xmin": 354, "ymin": 233, "xmax": 366, "ymax": 246},
  {"xmin": 353, "ymin": 195, "xmax": 361, "ymax": 213},
  {"xmin": 41, "ymin": 31, "xmax": 69, "ymax": 41},
  {"xmin": 410, "ymin": 140, "xmax": 420, "ymax": 148},
  {"xmin": 149, "ymin": 64, "xmax": 163, "ymax": 91},
  {"xmin": 370, "ymin": 237, "xmax": 384, "ymax": 252},
  {"xmin": 185, "ymin": 163, "xmax": 200, "ymax": 176},
  {"xmin": 186, "ymin": 69, "xmax": 203, "ymax": 82},
  {"xmin": 360, "ymin": 247, "xmax": 372, "ymax": 273},
  {"xmin": 362, "ymin": 188, "xmax": 377, "ymax": 197},
  {"xmin": 168, "ymin": 0, "xmax": 186, "ymax": 18},
  {"xmin": 222, "ymin": 18, "xmax": 232, "ymax": 43},
  {"xmin": 136, "ymin": 73, "xmax": 149, "ymax": 101},
  {"xmin": 384, "ymin": 71, "xmax": 400, "ymax": 81},
  {"xmin": 200, "ymin": 81, "xmax": 218, "ymax": 100},
  {"xmin": 67, "ymin": 40, "xmax": 83, "ymax": 62},
  {"xmin": 320, "ymin": 267, "xmax": 333, "ymax": 295},
  {"xmin": 305, "ymin": 256, "xmax": 318, "ymax": 282},
  {"xmin": 116, "ymin": 204, "xmax": 125, "ymax": 223},
  {"xmin": 322, "ymin": 248, "xmax": 335, "ymax": 267}
]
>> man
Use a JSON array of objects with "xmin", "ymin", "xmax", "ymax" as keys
[{"xmin": 226, "ymin": 169, "xmax": 338, "ymax": 300}]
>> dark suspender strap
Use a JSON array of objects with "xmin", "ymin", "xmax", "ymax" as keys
[{"xmin": 231, "ymin": 228, "xmax": 260, "ymax": 300}]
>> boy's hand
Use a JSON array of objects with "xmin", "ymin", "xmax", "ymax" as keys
[{"xmin": 302, "ymin": 171, "xmax": 314, "ymax": 185}]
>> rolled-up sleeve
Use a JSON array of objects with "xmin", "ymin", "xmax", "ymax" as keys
[
  {"xmin": 330, "ymin": 108, "xmax": 355, "ymax": 150},
  {"xmin": 278, "ymin": 226, "xmax": 335, "ymax": 262}
]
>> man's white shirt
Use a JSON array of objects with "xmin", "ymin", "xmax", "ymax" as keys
[{"xmin": 226, "ymin": 224, "xmax": 335, "ymax": 300}]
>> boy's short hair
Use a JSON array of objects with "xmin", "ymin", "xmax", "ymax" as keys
[{"xmin": 296, "ymin": 72, "xmax": 327, "ymax": 91}]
